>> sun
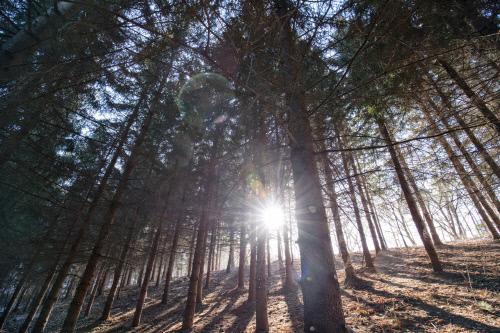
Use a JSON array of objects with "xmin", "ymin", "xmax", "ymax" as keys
[{"xmin": 261, "ymin": 204, "xmax": 285, "ymax": 230}]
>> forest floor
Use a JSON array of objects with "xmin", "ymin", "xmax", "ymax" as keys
[{"xmin": 7, "ymin": 240, "xmax": 500, "ymax": 333}]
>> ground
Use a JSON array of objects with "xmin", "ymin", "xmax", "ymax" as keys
[{"xmin": 7, "ymin": 240, "xmax": 500, "ymax": 332}]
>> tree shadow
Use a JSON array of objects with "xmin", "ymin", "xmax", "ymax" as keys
[
  {"xmin": 283, "ymin": 284, "xmax": 304, "ymax": 332},
  {"xmin": 197, "ymin": 297, "xmax": 238, "ymax": 331},
  {"xmin": 362, "ymin": 285, "xmax": 499, "ymax": 332}
]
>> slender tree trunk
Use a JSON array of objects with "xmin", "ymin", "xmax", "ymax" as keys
[
  {"xmin": 155, "ymin": 238, "xmax": 167, "ymax": 288},
  {"xmin": 161, "ymin": 206, "xmax": 185, "ymax": 304},
  {"xmin": 430, "ymin": 101, "xmax": 500, "ymax": 214},
  {"xmin": 392, "ymin": 211, "xmax": 409, "ymax": 248},
  {"xmin": 182, "ymin": 126, "xmax": 221, "ymax": 329},
  {"xmin": 0, "ymin": 262, "xmax": 34, "ymax": 329},
  {"xmin": 282, "ymin": 212, "xmax": 294, "ymax": 288},
  {"xmin": 18, "ymin": 265, "xmax": 56, "ymax": 333},
  {"xmin": 266, "ymin": 236, "xmax": 272, "ymax": 278},
  {"xmin": 32, "ymin": 89, "xmax": 148, "ymax": 333},
  {"xmin": 350, "ymin": 153, "xmax": 382, "ymax": 253},
  {"xmin": 204, "ymin": 227, "xmax": 216, "ymax": 289},
  {"xmin": 226, "ymin": 221, "xmax": 235, "ymax": 273},
  {"xmin": 187, "ymin": 225, "xmax": 197, "ymax": 277},
  {"xmin": 339, "ymin": 139, "xmax": 374, "ymax": 268},
  {"xmin": 395, "ymin": 145, "xmax": 443, "ymax": 246},
  {"xmin": 237, "ymin": 223, "xmax": 247, "ymax": 289},
  {"xmin": 427, "ymin": 74, "xmax": 500, "ymax": 179},
  {"xmin": 96, "ymin": 268, "xmax": 109, "ymax": 297},
  {"xmin": 316, "ymin": 134, "xmax": 358, "ymax": 286},
  {"xmin": 377, "ymin": 117, "xmax": 443, "ymax": 272},
  {"xmin": 438, "ymin": 59, "xmax": 500, "ymax": 134},
  {"xmin": 255, "ymin": 229, "xmax": 269, "ymax": 332},
  {"xmin": 248, "ymin": 224, "xmax": 257, "ymax": 302},
  {"xmin": 277, "ymin": 229, "xmax": 283, "ymax": 268},
  {"xmin": 364, "ymin": 181, "xmax": 388, "ymax": 250},
  {"xmin": 61, "ymin": 86, "xmax": 159, "ymax": 332},
  {"xmin": 196, "ymin": 224, "xmax": 209, "ymax": 304},
  {"xmin": 420, "ymin": 103, "xmax": 500, "ymax": 238},
  {"xmin": 101, "ymin": 213, "xmax": 136, "ymax": 321},
  {"xmin": 84, "ymin": 265, "xmax": 105, "ymax": 318},
  {"xmin": 132, "ymin": 207, "xmax": 166, "ymax": 327}
]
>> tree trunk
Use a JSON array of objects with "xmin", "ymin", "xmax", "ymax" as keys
[
  {"xmin": 363, "ymin": 180, "xmax": 388, "ymax": 250},
  {"xmin": 316, "ymin": 133, "xmax": 358, "ymax": 286},
  {"xmin": 339, "ymin": 138, "xmax": 374, "ymax": 268},
  {"xmin": 350, "ymin": 153, "xmax": 382, "ymax": 254},
  {"xmin": 32, "ymin": 88, "xmax": 147, "ymax": 333},
  {"xmin": 84, "ymin": 265, "xmax": 105, "ymax": 318},
  {"xmin": 248, "ymin": 224, "xmax": 257, "ymax": 302},
  {"xmin": 237, "ymin": 223, "xmax": 247, "ymax": 289},
  {"xmin": 187, "ymin": 225, "xmax": 197, "ymax": 277},
  {"xmin": 438, "ymin": 59, "xmax": 500, "ymax": 134},
  {"xmin": 275, "ymin": 2, "xmax": 347, "ymax": 329},
  {"xmin": 132, "ymin": 206, "xmax": 166, "ymax": 327},
  {"xmin": 61, "ymin": 85, "xmax": 159, "ymax": 332},
  {"xmin": 429, "ymin": 100, "xmax": 500, "ymax": 215},
  {"xmin": 277, "ymin": 229, "xmax": 283, "ymax": 268},
  {"xmin": 182, "ymin": 126, "xmax": 221, "ymax": 329},
  {"xmin": 18, "ymin": 263, "xmax": 57, "ymax": 333},
  {"xmin": 226, "ymin": 221, "xmax": 235, "ymax": 273},
  {"xmin": 196, "ymin": 224, "xmax": 209, "ymax": 304},
  {"xmin": 204, "ymin": 227, "xmax": 216, "ymax": 289},
  {"xmin": 377, "ymin": 117, "xmax": 443, "ymax": 272},
  {"xmin": 255, "ymin": 229, "xmax": 269, "ymax": 332},
  {"xmin": 266, "ymin": 236, "xmax": 272, "ymax": 278},
  {"xmin": 427, "ymin": 74, "xmax": 500, "ymax": 178},
  {"xmin": 161, "ymin": 199, "xmax": 185, "ymax": 304},
  {"xmin": 420, "ymin": 103, "xmax": 500, "ymax": 238},
  {"xmin": 0, "ymin": 262, "xmax": 34, "ymax": 329},
  {"xmin": 101, "ymin": 213, "xmax": 136, "ymax": 321},
  {"xmin": 395, "ymin": 145, "xmax": 443, "ymax": 246},
  {"xmin": 282, "ymin": 212, "xmax": 295, "ymax": 288}
]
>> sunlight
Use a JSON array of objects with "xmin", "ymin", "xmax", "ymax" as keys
[{"xmin": 261, "ymin": 204, "xmax": 285, "ymax": 230}]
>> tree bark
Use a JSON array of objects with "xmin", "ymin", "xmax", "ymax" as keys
[
  {"xmin": 316, "ymin": 132, "xmax": 358, "ymax": 286},
  {"xmin": 395, "ymin": 145, "xmax": 443, "ymax": 246},
  {"xmin": 420, "ymin": 104, "xmax": 500, "ymax": 239},
  {"xmin": 363, "ymin": 177, "xmax": 388, "ymax": 250},
  {"xmin": 275, "ymin": 1, "xmax": 347, "ymax": 330},
  {"xmin": 132, "ymin": 203, "xmax": 167, "ymax": 327},
  {"xmin": 255, "ymin": 228, "xmax": 269, "ymax": 332},
  {"xmin": 377, "ymin": 117, "xmax": 443, "ymax": 272},
  {"xmin": 204, "ymin": 227, "xmax": 217, "ymax": 289},
  {"xmin": 427, "ymin": 74, "xmax": 500, "ymax": 179},
  {"xmin": 339, "ymin": 138, "xmax": 374, "ymax": 268},
  {"xmin": 161, "ymin": 187, "xmax": 186, "ymax": 304},
  {"xmin": 18, "ymin": 263, "xmax": 56, "ymax": 333},
  {"xmin": 248, "ymin": 224, "xmax": 257, "ymax": 302},
  {"xmin": 84, "ymin": 265, "xmax": 106, "ymax": 318},
  {"xmin": 182, "ymin": 126, "xmax": 221, "ymax": 329},
  {"xmin": 438, "ymin": 59, "xmax": 500, "ymax": 134},
  {"xmin": 61, "ymin": 85, "xmax": 159, "ymax": 332},
  {"xmin": 101, "ymin": 213, "xmax": 136, "ymax": 321},
  {"xmin": 426, "ymin": 98, "xmax": 500, "ymax": 215},
  {"xmin": 350, "ymin": 153, "xmax": 382, "ymax": 254},
  {"xmin": 226, "ymin": 220, "xmax": 235, "ymax": 273},
  {"xmin": 32, "ymin": 88, "xmax": 147, "ymax": 333},
  {"xmin": 237, "ymin": 223, "xmax": 247, "ymax": 289}
]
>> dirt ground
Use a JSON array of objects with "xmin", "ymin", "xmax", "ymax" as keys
[{"xmin": 6, "ymin": 240, "xmax": 499, "ymax": 332}]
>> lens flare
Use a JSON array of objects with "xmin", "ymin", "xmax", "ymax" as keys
[{"xmin": 261, "ymin": 204, "xmax": 284, "ymax": 230}]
